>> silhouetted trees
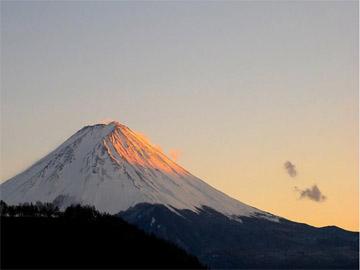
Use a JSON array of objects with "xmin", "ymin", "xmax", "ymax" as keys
[
  {"xmin": 0, "ymin": 201, "xmax": 205, "ymax": 269},
  {"xmin": 0, "ymin": 200, "xmax": 60, "ymax": 217},
  {"xmin": 63, "ymin": 204, "xmax": 100, "ymax": 221}
]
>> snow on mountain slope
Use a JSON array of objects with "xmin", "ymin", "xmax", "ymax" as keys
[{"xmin": 0, "ymin": 121, "xmax": 278, "ymax": 221}]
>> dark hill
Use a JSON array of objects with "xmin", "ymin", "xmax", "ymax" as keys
[
  {"xmin": 120, "ymin": 203, "xmax": 359, "ymax": 269},
  {"xmin": 0, "ymin": 202, "xmax": 205, "ymax": 269}
]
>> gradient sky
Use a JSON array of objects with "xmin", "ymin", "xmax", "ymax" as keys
[{"xmin": 1, "ymin": 1, "xmax": 358, "ymax": 231}]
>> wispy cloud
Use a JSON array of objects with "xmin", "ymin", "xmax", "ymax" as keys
[
  {"xmin": 295, "ymin": 185, "xmax": 326, "ymax": 202},
  {"xmin": 169, "ymin": 149, "xmax": 181, "ymax": 162},
  {"xmin": 152, "ymin": 144, "xmax": 164, "ymax": 153},
  {"xmin": 133, "ymin": 131, "xmax": 164, "ymax": 153},
  {"xmin": 134, "ymin": 131, "xmax": 152, "ymax": 144},
  {"xmin": 284, "ymin": 161, "xmax": 297, "ymax": 178}
]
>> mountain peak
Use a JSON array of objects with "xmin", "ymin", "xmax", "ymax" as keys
[
  {"xmin": 107, "ymin": 120, "xmax": 125, "ymax": 127},
  {"xmin": 1, "ymin": 121, "xmax": 277, "ymax": 221},
  {"xmin": 87, "ymin": 120, "xmax": 127, "ymax": 129}
]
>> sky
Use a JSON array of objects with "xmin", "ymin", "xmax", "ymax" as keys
[{"xmin": 1, "ymin": 1, "xmax": 358, "ymax": 231}]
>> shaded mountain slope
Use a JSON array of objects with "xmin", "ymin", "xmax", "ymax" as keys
[{"xmin": 120, "ymin": 203, "xmax": 359, "ymax": 269}]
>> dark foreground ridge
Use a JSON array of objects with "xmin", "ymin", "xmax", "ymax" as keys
[
  {"xmin": 120, "ymin": 203, "xmax": 359, "ymax": 269},
  {"xmin": 0, "ymin": 201, "xmax": 205, "ymax": 269}
]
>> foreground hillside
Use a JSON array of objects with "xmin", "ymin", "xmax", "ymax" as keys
[
  {"xmin": 121, "ymin": 203, "xmax": 359, "ymax": 269},
  {"xmin": 0, "ymin": 202, "xmax": 204, "ymax": 269}
]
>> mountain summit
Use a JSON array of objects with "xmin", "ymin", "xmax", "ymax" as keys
[{"xmin": 1, "ymin": 121, "xmax": 275, "ymax": 220}]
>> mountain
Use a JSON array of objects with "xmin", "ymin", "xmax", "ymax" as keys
[
  {"xmin": 1, "ymin": 121, "xmax": 276, "ymax": 221},
  {"xmin": 120, "ymin": 203, "xmax": 358, "ymax": 269},
  {"xmin": 1, "ymin": 121, "xmax": 358, "ymax": 269}
]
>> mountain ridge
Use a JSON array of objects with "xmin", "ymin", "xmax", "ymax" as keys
[{"xmin": 120, "ymin": 202, "xmax": 358, "ymax": 269}]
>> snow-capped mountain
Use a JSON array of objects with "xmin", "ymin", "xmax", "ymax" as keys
[
  {"xmin": 1, "ymin": 121, "xmax": 358, "ymax": 268},
  {"xmin": 0, "ymin": 121, "xmax": 276, "ymax": 221}
]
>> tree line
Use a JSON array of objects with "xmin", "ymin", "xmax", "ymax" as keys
[
  {"xmin": 1, "ymin": 200, "xmax": 206, "ymax": 269},
  {"xmin": 0, "ymin": 200, "xmax": 105, "ymax": 221}
]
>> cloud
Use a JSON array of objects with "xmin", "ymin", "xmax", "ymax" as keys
[
  {"xmin": 134, "ymin": 131, "xmax": 152, "ymax": 145},
  {"xmin": 133, "ymin": 131, "xmax": 164, "ymax": 153},
  {"xmin": 169, "ymin": 149, "xmax": 181, "ymax": 162},
  {"xmin": 284, "ymin": 161, "xmax": 297, "ymax": 177},
  {"xmin": 295, "ymin": 185, "xmax": 326, "ymax": 202},
  {"xmin": 153, "ymin": 144, "xmax": 164, "ymax": 153}
]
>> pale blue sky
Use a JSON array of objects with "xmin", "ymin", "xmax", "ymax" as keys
[{"xmin": 1, "ymin": 1, "xmax": 358, "ymax": 229}]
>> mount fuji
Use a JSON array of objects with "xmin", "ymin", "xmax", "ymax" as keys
[
  {"xmin": 1, "ymin": 121, "xmax": 358, "ymax": 268},
  {"xmin": 0, "ymin": 121, "xmax": 275, "ymax": 221}
]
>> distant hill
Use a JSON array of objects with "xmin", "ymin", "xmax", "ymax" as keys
[
  {"xmin": 120, "ymin": 203, "xmax": 359, "ymax": 269},
  {"xmin": 0, "ymin": 201, "xmax": 205, "ymax": 269}
]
